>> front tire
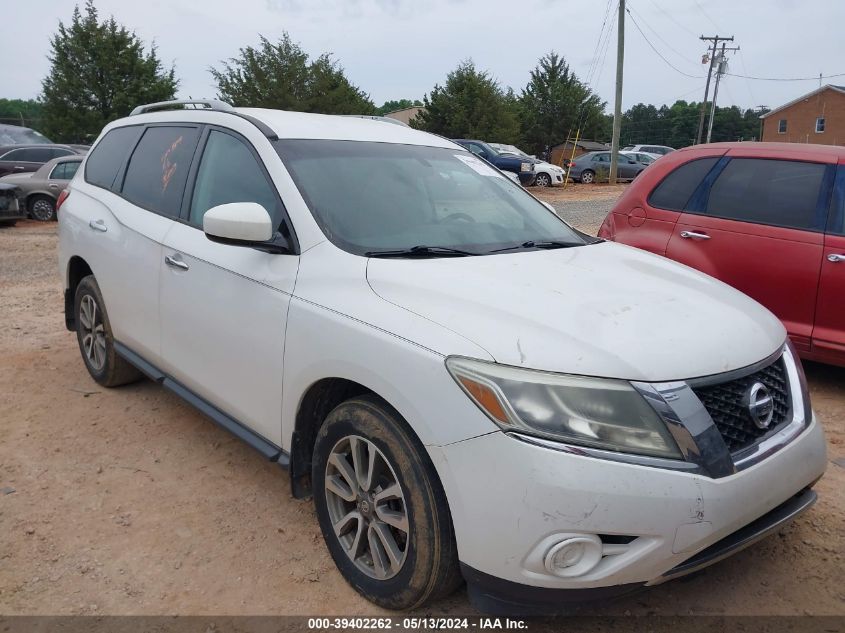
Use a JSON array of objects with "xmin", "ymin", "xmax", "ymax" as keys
[
  {"xmin": 29, "ymin": 195, "xmax": 56, "ymax": 222},
  {"xmin": 312, "ymin": 395, "xmax": 462, "ymax": 609},
  {"xmin": 580, "ymin": 170, "xmax": 595, "ymax": 184},
  {"xmin": 535, "ymin": 172, "xmax": 551, "ymax": 187},
  {"xmin": 74, "ymin": 275, "xmax": 142, "ymax": 387}
]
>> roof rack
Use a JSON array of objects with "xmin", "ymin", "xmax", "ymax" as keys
[
  {"xmin": 129, "ymin": 99, "xmax": 234, "ymax": 116},
  {"xmin": 341, "ymin": 114, "xmax": 410, "ymax": 128}
]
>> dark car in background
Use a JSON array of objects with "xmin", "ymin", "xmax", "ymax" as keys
[
  {"xmin": 0, "ymin": 144, "xmax": 86, "ymax": 177},
  {"xmin": 567, "ymin": 151, "xmax": 647, "ymax": 183},
  {"xmin": 0, "ymin": 155, "xmax": 82, "ymax": 221},
  {"xmin": 451, "ymin": 139, "xmax": 537, "ymax": 186}
]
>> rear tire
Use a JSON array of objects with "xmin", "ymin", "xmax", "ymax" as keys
[
  {"xmin": 312, "ymin": 395, "xmax": 462, "ymax": 609},
  {"xmin": 74, "ymin": 275, "xmax": 142, "ymax": 387},
  {"xmin": 29, "ymin": 195, "xmax": 56, "ymax": 222}
]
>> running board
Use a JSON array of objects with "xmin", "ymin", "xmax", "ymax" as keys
[{"xmin": 114, "ymin": 341, "xmax": 290, "ymax": 467}]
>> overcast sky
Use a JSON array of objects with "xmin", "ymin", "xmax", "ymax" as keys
[{"xmin": 4, "ymin": 0, "xmax": 844, "ymax": 113}]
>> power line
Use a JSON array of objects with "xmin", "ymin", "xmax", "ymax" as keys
[
  {"xmin": 627, "ymin": 2, "xmax": 700, "ymax": 68},
  {"xmin": 692, "ymin": 0, "xmax": 721, "ymax": 30},
  {"xmin": 724, "ymin": 71, "xmax": 845, "ymax": 81},
  {"xmin": 626, "ymin": 9, "xmax": 704, "ymax": 79},
  {"xmin": 644, "ymin": 0, "xmax": 697, "ymax": 36}
]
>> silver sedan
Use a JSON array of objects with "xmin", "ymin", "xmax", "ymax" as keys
[{"xmin": 0, "ymin": 155, "xmax": 82, "ymax": 221}]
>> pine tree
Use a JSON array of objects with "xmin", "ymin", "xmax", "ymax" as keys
[
  {"xmin": 211, "ymin": 34, "xmax": 375, "ymax": 115},
  {"xmin": 413, "ymin": 60, "xmax": 520, "ymax": 143},
  {"xmin": 41, "ymin": 1, "xmax": 177, "ymax": 143}
]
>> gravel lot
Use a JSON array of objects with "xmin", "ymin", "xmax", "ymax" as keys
[{"xmin": 1, "ymin": 189, "xmax": 843, "ymax": 618}]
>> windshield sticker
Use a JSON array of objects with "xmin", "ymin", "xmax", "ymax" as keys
[{"xmin": 454, "ymin": 154, "xmax": 505, "ymax": 179}]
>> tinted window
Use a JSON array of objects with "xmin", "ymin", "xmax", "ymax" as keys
[
  {"xmin": 189, "ymin": 130, "xmax": 280, "ymax": 228},
  {"xmin": 86, "ymin": 126, "xmax": 144, "ymax": 190},
  {"xmin": 706, "ymin": 158, "xmax": 826, "ymax": 230},
  {"xmin": 648, "ymin": 157, "xmax": 719, "ymax": 211},
  {"xmin": 122, "ymin": 126, "xmax": 199, "ymax": 217},
  {"xmin": 29, "ymin": 147, "xmax": 56, "ymax": 162},
  {"xmin": 0, "ymin": 148, "xmax": 28, "ymax": 161},
  {"xmin": 50, "ymin": 161, "xmax": 80, "ymax": 180},
  {"xmin": 51, "ymin": 148, "xmax": 74, "ymax": 159}
]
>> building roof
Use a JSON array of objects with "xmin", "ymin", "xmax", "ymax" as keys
[{"xmin": 760, "ymin": 84, "xmax": 845, "ymax": 119}]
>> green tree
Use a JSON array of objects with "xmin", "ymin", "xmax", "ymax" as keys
[
  {"xmin": 41, "ymin": 1, "xmax": 177, "ymax": 143},
  {"xmin": 412, "ymin": 60, "xmax": 520, "ymax": 143},
  {"xmin": 376, "ymin": 99, "xmax": 423, "ymax": 115},
  {"xmin": 519, "ymin": 52, "xmax": 606, "ymax": 156},
  {"xmin": 211, "ymin": 33, "xmax": 375, "ymax": 115},
  {"xmin": 0, "ymin": 99, "xmax": 45, "ymax": 127}
]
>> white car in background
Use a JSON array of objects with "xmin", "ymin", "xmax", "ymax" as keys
[
  {"xmin": 489, "ymin": 142, "xmax": 566, "ymax": 187},
  {"xmin": 59, "ymin": 100, "xmax": 827, "ymax": 614},
  {"xmin": 622, "ymin": 144, "xmax": 675, "ymax": 156}
]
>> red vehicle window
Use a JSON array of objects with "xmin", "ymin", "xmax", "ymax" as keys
[
  {"xmin": 647, "ymin": 157, "xmax": 719, "ymax": 211},
  {"xmin": 703, "ymin": 158, "xmax": 829, "ymax": 231}
]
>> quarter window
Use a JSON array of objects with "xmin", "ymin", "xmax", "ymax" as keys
[
  {"xmin": 647, "ymin": 157, "xmax": 719, "ymax": 211},
  {"xmin": 121, "ymin": 126, "xmax": 200, "ymax": 218},
  {"xmin": 86, "ymin": 126, "xmax": 144, "ymax": 190},
  {"xmin": 778, "ymin": 119, "xmax": 787, "ymax": 134},
  {"xmin": 816, "ymin": 117, "xmax": 825, "ymax": 133},
  {"xmin": 50, "ymin": 161, "xmax": 80, "ymax": 180},
  {"xmin": 189, "ymin": 130, "xmax": 281, "ymax": 228},
  {"xmin": 705, "ymin": 158, "xmax": 827, "ymax": 231}
]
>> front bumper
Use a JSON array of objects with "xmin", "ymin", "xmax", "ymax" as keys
[
  {"xmin": 432, "ymin": 414, "xmax": 826, "ymax": 610},
  {"xmin": 460, "ymin": 487, "xmax": 817, "ymax": 614}
]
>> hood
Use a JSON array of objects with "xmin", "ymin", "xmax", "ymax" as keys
[
  {"xmin": 366, "ymin": 242, "xmax": 785, "ymax": 382},
  {"xmin": 0, "ymin": 173, "xmax": 33, "ymax": 183}
]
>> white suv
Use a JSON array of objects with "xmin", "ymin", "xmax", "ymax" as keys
[{"xmin": 58, "ymin": 100, "xmax": 827, "ymax": 614}]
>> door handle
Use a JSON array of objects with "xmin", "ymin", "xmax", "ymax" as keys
[
  {"xmin": 88, "ymin": 219, "xmax": 107, "ymax": 232},
  {"xmin": 680, "ymin": 230, "xmax": 711, "ymax": 240},
  {"xmin": 13, "ymin": 166, "xmax": 24, "ymax": 171},
  {"xmin": 828, "ymin": 253, "xmax": 845, "ymax": 263},
  {"xmin": 164, "ymin": 254, "xmax": 189, "ymax": 271},
  {"xmin": 49, "ymin": 184, "xmax": 59, "ymax": 189}
]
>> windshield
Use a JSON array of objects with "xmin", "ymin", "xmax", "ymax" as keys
[
  {"xmin": 274, "ymin": 140, "xmax": 587, "ymax": 256},
  {"xmin": 0, "ymin": 126, "xmax": 52, "ymax": 145}
]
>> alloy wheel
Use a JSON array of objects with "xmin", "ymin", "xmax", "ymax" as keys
[
  {"xmin": 31, "ymin": 198, "xmax": 55, "ymax": 221},
  {"xmin": 535, "ymin": 173, "xmax": 551, "ymax": 187},
  {"xmin": 79, "ymin": 294, "xmax": 106, "ymax": 371},
  {"xmin": 324, "ymin": 435, "xmax": 409, "ymax": 580}
]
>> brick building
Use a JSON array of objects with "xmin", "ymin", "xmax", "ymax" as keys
[{"xmin": 760, "ymin": 84, "xmax": 845, "ymax": 145}]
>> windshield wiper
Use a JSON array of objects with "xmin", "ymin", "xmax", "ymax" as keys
[
  {"xmin": 489, "ymin": 240, "xmax": 582, "ymax": 253},
  {"xmin": 364, "ymin": 245, "xmax": 479, "ymax": 258}
]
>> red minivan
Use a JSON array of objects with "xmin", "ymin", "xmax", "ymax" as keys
[{"xmin": 598, "ymin": 142, "xmax": 845, "ymax": 367}]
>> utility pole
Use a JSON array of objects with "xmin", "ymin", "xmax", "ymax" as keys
[
  {"xmin": 705, "ymin": 42, "xmax": 739, "ymax": 143},
  {"xmin": 696, "ymin": 35, "xmax": 734, "ymax": 145},
  {"xmin": 609, "ymin": 0, "xmax": 624, "ymax": 184}
]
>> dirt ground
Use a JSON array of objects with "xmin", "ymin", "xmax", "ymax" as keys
[{"xmin": 1, "ymin": 195, "xmax": 843, "ymax": 617}]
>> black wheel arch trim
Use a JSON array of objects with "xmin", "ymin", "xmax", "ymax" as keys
[{"xmin": 113, "ymin": 341, "xmax": 290, "ymax": 466}]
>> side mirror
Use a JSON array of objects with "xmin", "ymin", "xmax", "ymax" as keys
[
  {"xmin": 203, "ymin": 202, "xmax": 290, "ymax": 253},
  {"xmin": 204, "ymin": 202, "xmax": 273, "ymax": 241}
]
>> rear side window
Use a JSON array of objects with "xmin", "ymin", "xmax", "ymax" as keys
[
  {"xmin": 86, "ymin": 126, "xmax": 143, "ymax": 190},
  {"xmin": 50, "ymin": 161, "xmax": 80, "ymax": 180},
  {"xmin": 706, "ymin": 158, "xmax": 827, "ymax": 231},
  {"xmin": 188, "ymin": 130, "xmax": 281, "ymax": 228},
  {"xmin": 121, "ymin": 126, "xmax": 200, "ymax": 217},
  {"xmin": 648, "ymin": 157, "xmax": 719, "ymax": 211}
]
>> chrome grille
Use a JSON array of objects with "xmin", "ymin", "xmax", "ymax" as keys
[{"xmin": 691, "ymin": 357, "xmax": 791, "ymax": 453}]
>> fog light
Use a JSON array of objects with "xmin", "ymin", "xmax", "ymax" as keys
[{"xmin": 544, "ymin": 535, "xmax": 603, "ymax": 577}]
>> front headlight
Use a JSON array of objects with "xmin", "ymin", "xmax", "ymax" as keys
[{"xmin": 446, "ymin": 357, "xmax": 682, "ymax": 459}]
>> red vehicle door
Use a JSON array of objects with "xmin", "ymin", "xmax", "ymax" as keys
[
  {"xmin": 812, "ymin": 166, "xmax": 845, "ymax": 363},
  {"xmin": 665, "ymin": 150, "xmax": 835, "ymax": 352}
]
